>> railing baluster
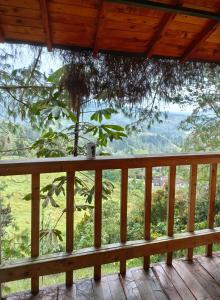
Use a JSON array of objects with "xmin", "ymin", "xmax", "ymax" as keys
[
  {"xmin": 0, "ymin": 193, "xmax": 2, "ymax": 299},
  {"xmin": 187, "ymin": 165, "xmax": 197, "ymax": 261},
  {"xmin": 144, "ymin": 167, "xmax": 152, "ymax": 269},
  {"xmin": 94, "ymin": 169, "xmax": 102, "ymax": 280},
  {"xmin": 207, "ymin": 163, "xmax": 217, "ymax": 257},
  {"xmin": 66, "ymin": 172, "xmax": 75, "ymax": 286},
  {"xmin": 120, "ymin": 168, "xmax": 128, "ymax": 275},
  {"xmin": 31, "ymin": 173, "xmax": 40, "ymax": 295},
  {"xmin": 166, "ymin": 165, "xmax": 176, "ymax": 266}
]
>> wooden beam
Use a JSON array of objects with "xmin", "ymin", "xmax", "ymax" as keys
[
  {"xmin": 1, "ymin": 153, "xmax": 220, "ymax": 176},
  {"xmin": 0, "ymin": 18, "xmax": 4, "ymax": 42},
  {"xmin": 0, "ymin": 29, "xmax": 4, "ymax": 42},
  {"xmin": 93, "ymin": 0, "xmax": 105, "ymax": 58},
  {"xmin": 146, "ymin": 13, "xmax": 175, "ymax": 58},
  {"xmin": 146, "ymin": 0, "xmax": 183, "ymax": 58},
  {"xmin": 39, "ymin": 0, "xmax": 52, "ymax": 51},
  {"xmin": 107, "ymin": 0, "xmax": 220, "ymax": 22},
  {"xmin": 181, "ymin": 20, "xmax": 219, "ymax": 63},
  {"xmin": 1, "ymin": 228, "xmax": 220, "ymax": 283}
]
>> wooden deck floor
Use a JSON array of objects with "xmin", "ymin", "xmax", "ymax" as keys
[{"xmin": 6, "ymin": 254, "xmax": 220, "ymax": 300}]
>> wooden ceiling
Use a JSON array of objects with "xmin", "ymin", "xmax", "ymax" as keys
[{"xmin": 1, "ymin": 0, "xmax": 220, "ymax": 62}]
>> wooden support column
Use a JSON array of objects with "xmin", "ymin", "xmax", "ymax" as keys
[
  {"xmin": 207, "ymin": 163, "xmax": 217, "ymax": 257},
  {"xmin": 143, "ymin": 167, "xmax": 152, "ymax": 269},
  {"xmin": 94, "ymin": 169, "xmax": 102, "ymax": 280},
  {"xmin": 39, "ymin": 0, "xmax": 52, "ymax": 51},
  {"xmin": 93, "ymin": 0, "xmax": 105, "ymax": 58},
  {"xmin": 187, "ymin": 165, "xmax": 197, "ymax": 261},
  {"xmin": 31, "ymin": 173, "xmax": 40, "ymax": 295},
  {"xmin": 120, "ymin": 168, "xmax": 128, "ymax": 275},
  {"xmin": 66, "ymin": 172, "xmax": 75, "ymax": 286},
  {"xmin": 166, "ymin": 166, "xmax": 176, "ymax": 266}
]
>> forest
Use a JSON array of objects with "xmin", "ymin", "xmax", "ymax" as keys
[{"xmin": 0, "ymin": 45, "xmax": 220, "ymax": 296}]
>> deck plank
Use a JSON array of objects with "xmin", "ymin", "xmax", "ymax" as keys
[
  {"xmin": 131, "ymin": 268, "xmax": 168, "ymax": 300},
  {"xmin": 153, "ymin": 265, "xmax": 182, "ymax": 300},
  {"xmin": 58, "ymin": 285, "xmax": 77, "ymax": 299},
  {"xmin": 173, "ymin": 260, "xmax": 212, "ymax": 300},
  {"xmin": 181, "ymin": 259, "xmax": 220, "ymax": 299},
  {"xmin": 197, "ymin": 254, "xmax": 220, "ymax": 283},
  {"xmin": 119, "ymin": 269, "xmax": 142, "ymax": 300},
  {"xmin": 106, "ymin": 274, "xmax": 126, "ymax": 300},
  {"xmin": 160, "ymin": 263, "xmax": 195, "ymax": 300},
  {"xmin": 91, "ymin": 277, "xmax": 112, "ymax": 300},
  {"xmin": 7, "ymin": 286, "xmax": 58, "ymax": 300},
  {"xmin": 6, "ymin": 255, "xmax": 220, "ymax": 300},
  {"xmin": 75, "ymin": 279, "xmax": 94, "ymax": 300}
]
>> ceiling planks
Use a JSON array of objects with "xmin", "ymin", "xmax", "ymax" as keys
[{"xmin": 0, "ymin": 0, "xmax": 220, "ymax": 62}]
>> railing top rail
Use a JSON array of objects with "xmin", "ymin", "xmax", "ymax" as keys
[{"xmin": 1, "ymin": 152, "xmax": 220, "ymax": 176}]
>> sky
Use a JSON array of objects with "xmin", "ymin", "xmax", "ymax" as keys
[{"xmin": 0, "ymin": 43, "xmax": 193, "ymax": 113}]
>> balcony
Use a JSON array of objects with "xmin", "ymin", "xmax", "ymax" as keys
[{"xmin": 1, "ymin": 152, "xmax": 220, "ymax": 299}]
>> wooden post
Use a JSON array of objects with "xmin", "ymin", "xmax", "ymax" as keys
[
  {"xmin": 94, "ymin": 169, "xmax": 102, "ymax": 280},
  {"xmin": 166, "ymin": 166, "xmax": 176, "ymax": 266},
  {"xmin": 120, "ymin": 168, "xmax": 128, "ymax": 275},
  {"xmin": 143, "ymin": 167, "xmax": 152, "ymax": 269},
  {"xmin": 0, "ymin": 192, "xmax": 2, "ymax": 299},
  {"xmin": 66, "ymin": 172, "xmax": 75, "ymax": 286},
  {"xmin": 187, "ymin": 165, "xmax": 197, "ymax": 260},
  {"xmin": 207, "ymin": 163, "xmax": 217, "ymax": 257},
  {"xmin": 31, "ymin": 173, "xmax": 40, "ymax": 295}
]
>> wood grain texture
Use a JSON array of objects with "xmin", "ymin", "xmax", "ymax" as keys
[
  {"xmin": 173, "ymin": 260, "xmax": 212, "ymax": 299},
  {"xmin": 2, "ymin": 228, "xmax": 220, "ymax": 284},
  {"xmin": 39, "ymin": 0, "xmax": 52, "ymax": 50},
  {"xmin": 166, "ymin": 166, "xmax": 176, "ymax": 265},
  {"xmin": 160, "ymin": 263, "xmax": 195, "ymax": 299},
  {"xmin": 153, "ymin": 264, "xmax": 182, "ymax": 300},
  {"xmin": 207, "ymin": 163, "xmax": 217, "ymax": 257},
  {"xmin": 1, "ymin": 0, "xmax": 220, "ymax": 60},
  {"xmin": 31, "ymin": 173, "xmax": 40, "ymax": 294},
  {"xmin": 120, "ymin": 168, "xmax": 128, "ymax": 275},
  {"xmin": 143, "ymin": 167, "xmax": 152, "ymax": 269},
  {"xmin": 66, "ymin": 172, "xmax": 75, "ymax": 286},
  {"xmin": 187, "ymin": 164, "xmax": 197, "ymax": 261},
  {"xmin": 1, "ymin": 152, "xmax": 220, "ymax": 175},
  {"xmin": 94, "ymin": 169, "xmax": 102, "ymax": 280},
  {"xmin": 6, "ymin": 254, "xmax": 220, "ymax": 299}
]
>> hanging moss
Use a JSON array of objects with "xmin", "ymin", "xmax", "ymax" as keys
[{"xmin": 57, "ymin": 49, "xmax": 220, "ymax": 126}]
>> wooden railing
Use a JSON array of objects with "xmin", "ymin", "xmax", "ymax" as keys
[{"xmin": 0, "ymin": 152, "xmax": 220, "ymax": 296}]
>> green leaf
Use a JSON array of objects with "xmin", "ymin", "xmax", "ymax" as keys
[{"xmin": 47, "ymin": 67, "xmax": 65, "ymax": 83}]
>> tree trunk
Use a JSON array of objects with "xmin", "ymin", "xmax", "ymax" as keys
[{"xmin": 73, "ymin": 97, "xmax": 81, "ymax": 157}]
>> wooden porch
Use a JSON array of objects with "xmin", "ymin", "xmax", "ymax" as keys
[
  {"xmin": 1, "ymin": 153, "xmax": 220, "ymax": 298},
  {"xmin": 6, "ymin": 254, "xmax": 220, "ymax": 299}
]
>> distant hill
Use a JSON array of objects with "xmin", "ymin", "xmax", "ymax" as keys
[{"xmin": 106, "ymin": 112, "xmax": 188, "ymax": 155}]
